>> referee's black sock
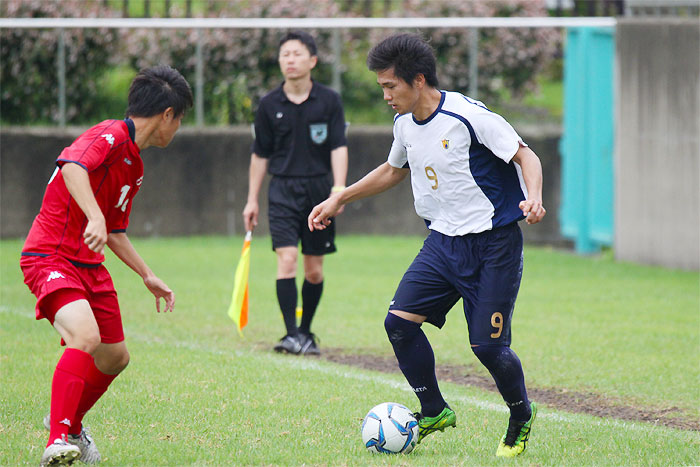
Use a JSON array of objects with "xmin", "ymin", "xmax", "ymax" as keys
[
  {"xmin": 276, "ymin": 278, "xmax": 298, "ymax": 336},
  {"xmin": 299, "ymin": 279, "xmax": 323, "ymax": 335}
]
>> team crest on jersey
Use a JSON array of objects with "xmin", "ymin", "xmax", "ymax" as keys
[
  {"xmin": 101, "ymin": 134, "xmax": 115, "ymax": 147},
  {"xmin": 309, "ymin": 123, "xmax": 328, "ymax": 144},
  {"xmin": 441, "ymin": 139, "xmax": 449, "ymax": 149}
]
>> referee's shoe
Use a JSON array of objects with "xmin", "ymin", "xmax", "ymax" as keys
[
  {"xmin": 299, "ymin": 333, "xmax": 320, "ymax": 356},
  {"xmin": 273, "ymin": 334, "xmax": 302, "ymax": 354}
]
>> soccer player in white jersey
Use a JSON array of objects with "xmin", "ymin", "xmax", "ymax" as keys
[{"xmin": 309, "ymin": 33, "xmax": 545, "ymax": 457}]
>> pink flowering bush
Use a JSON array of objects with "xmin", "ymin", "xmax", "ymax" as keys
[
  {"xmin": 380, "ymin": 0, "xmax": 561, "ymax": 102},
  {"xmin": 1, "ymin": 0, "xmax": 119, "ymax": 123},
  {"xmin": 1, "ymin": 0, "xmax": 560, "ymax": 124},
  {"xmin": 123, "ymin": 0, "xmax": 352, "ymax": 124}
]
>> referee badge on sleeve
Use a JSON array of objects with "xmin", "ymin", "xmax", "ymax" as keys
[{"xmin": 309, "ymin": 123, "xmax": 328, "ymax": 145}]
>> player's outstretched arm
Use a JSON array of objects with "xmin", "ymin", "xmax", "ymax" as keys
[
  {"xmin": 107, "ymin": 232, "xmax": 175, "ymax": 312},
  {"xmin": 512, "ymin": 145, "xmax": 546, "ymax": 225},
  {"xmin": 308, "ymin": 162, "xmax": 408, "ymax": 231},
  {"xmin": 61, "ymin": 163, "xmax": 108, "ymax": 254}
]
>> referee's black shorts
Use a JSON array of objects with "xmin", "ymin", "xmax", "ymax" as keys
[{"xmin": 268, "ymin": 175, "xmax": 336, "ymax": 255}]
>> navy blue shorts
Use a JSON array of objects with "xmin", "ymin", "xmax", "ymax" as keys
[
  {"xmin": 389, "ymin": 222, "xmax": 523, "ymax": 346},
  {"xmin": 268, "ymin": 175, "xmax": 336, "ymax": 255}
]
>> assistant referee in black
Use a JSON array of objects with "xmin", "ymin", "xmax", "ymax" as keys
[{"xmin": 243, "ymin": 31, "xmax": 348, "ymax": 356}]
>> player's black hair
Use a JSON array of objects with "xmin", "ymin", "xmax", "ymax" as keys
[
  {"xmin": 125, "ymin": 65, "xmax": 193, "ymax": 118},
  {"xmin": 367, "ymin": 33, "xmax": 439, "ymax": 88},
  {"xmin": 279, "ymin": 30, "xmax": 318, "ymax": 57}
]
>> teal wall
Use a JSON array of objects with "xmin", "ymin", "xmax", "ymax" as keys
[{"xmin": 560, "ymin": 27, "xmax": 615, "ymax": 254}]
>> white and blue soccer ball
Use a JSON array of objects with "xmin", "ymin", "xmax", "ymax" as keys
[{"xmin": 361, "ymin": 402, "xmax": 419, "ymax": 454}]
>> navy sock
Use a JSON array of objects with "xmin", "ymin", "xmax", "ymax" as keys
[
  {"xmin": 276, "ymin": 278, "xmax": 298, "ymax": 336},
  {"xmin": 472, "ymin": 345, "xmax": 531, "ymax": 421},
  {"xmin": 384, "ymin": 313, "xmax": 446, "ymax": 417},
  {"xmin": 299, "ymin": 279, "xmax": 323, "ymax": 335}
]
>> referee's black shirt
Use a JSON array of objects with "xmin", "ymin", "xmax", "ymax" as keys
[{"xmin": 252, "ymin": 81, "xmax": 347, "ymax": 177}]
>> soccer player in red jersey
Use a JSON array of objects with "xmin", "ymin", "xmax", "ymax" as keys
[{"xmin": 20, "ymin": 65, "xmax": 192, "ymax": 467}]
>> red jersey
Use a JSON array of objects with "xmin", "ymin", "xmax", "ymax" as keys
[{"xmin": 22, "ymin": 119, "xmax": 143, "ymax": 265}]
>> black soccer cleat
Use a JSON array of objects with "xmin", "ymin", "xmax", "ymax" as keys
[
  {"xmin": 273, "ymin": 334, "xmax": 302, "ymax": 354},
  {"xmin": 299, "ymin": 333, "xmax": 321, "ymax": 356}
]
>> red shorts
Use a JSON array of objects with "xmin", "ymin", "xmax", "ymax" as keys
[{"xmin": 20, "ymin": 255, "xmax": 125, "ymax": 344}]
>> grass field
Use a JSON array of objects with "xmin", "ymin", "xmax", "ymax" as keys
[{"xmin": 1, "ymin": 235, "xmax": 698, "ymax": 465}]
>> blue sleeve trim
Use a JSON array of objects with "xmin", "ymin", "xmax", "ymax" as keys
[{"xmin": 57, "ymin": 159, "xmax": 89, "ymax": 171}]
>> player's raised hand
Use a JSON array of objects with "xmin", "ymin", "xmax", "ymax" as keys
[
  {"xmin": 143, "ymin": 275, "xmax": 175, "ymax": 312},
  {"xmin": 242, "ymin": 201, "xmax": 259, "ymax": 232},
  {"xmin": 519, "ymin": 199, "xmax": 546, "ymax": 225},
  {"xmin": 83, "ymin": 217, "xmax": 108, "ymax": 254},
  {"xmin": 308, "ymin": 197, "xmax": 341, "ymax": 231}
]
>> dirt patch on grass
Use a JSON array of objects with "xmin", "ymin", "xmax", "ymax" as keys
[{"xmin": 320, "ymin": 348, "xmax": 699, "ymax": 432}]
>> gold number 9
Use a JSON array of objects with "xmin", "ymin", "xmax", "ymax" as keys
[
  {"xmin": 425, "ymin": 166, "xmax": 438, "ymax": 190},
  {"xmin": 490, "ymin": 312, "xmax": 503, "ymax": 338}
]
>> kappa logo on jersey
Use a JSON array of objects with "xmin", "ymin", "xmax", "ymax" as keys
[
  {"xmin": 46, "ymin": 271, "xmax": 65, "ymax": 282},
  {"xmin": 441, "ymin": 139, "xmax": 449, "ymax": 149},
  {"xmin": 101, "ymin": 133, "xmax": 115, "ymax": 147},
  {"xmin": 123, "ymin": 157, "xmax": 132, "ymax": 165}
]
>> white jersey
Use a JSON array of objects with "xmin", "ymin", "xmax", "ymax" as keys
[{"xmin": 387, "ymin": 90, "xmax": 528, "ymax": 236}]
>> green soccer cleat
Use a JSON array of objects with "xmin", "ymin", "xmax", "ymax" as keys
[
  {"xmin": 496, "ymin": 402, "xmax": 537, "ymax": 458},
  {"xmin": 414, "ymin": 405, "xmax": 457, "ymax": 444}
]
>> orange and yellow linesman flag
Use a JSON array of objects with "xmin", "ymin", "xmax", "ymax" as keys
[{"xmin": 227, "ymin": 231, "xmax": 252, "ymax": 336}]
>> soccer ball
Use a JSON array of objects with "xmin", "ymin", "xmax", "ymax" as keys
[{"xmin": 361, "ymin": 402, "xmax": 419, "ymax": 454}]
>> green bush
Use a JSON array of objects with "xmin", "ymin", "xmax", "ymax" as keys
[
  {"xmin": 0, "ymin": 0, "xmax": 120, "ymax": 124},
  {"xmin": 1, "ymin": 0, "xmax": 562, "ymax": 125},
  {"xmin": 380, "ymin": 0, "xmax": 562, "ymax": 103},
  {"xmin": 123, "ymin": 1, "xmax": 350, "ymax": 125}
]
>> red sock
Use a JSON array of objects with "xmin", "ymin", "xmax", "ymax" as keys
[
  {"xmin": 48, "ymin": 348, "xmax": 93, "ymax": 446},
  {"xmin": 70, "ymin": 359, "xmax": 118, "ymax": 435}
]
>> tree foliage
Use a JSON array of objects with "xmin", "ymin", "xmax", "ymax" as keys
[
  {"xmin": 0, "ymin": 0, "xmax": 119, "ymax": 124},
  {"xmin": 124, "ymin": 0, "xmax": 348, "ymax": 124},
  {"xmin": 381, "ymin": 0, "xmax": 561, "ymax": 102},
  {"xmin": 1, "ymin": 0, "xmax": 561, "ymax": 125}
]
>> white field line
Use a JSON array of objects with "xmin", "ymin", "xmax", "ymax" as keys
[
  {"xmin": 0, "ymin": 306, "xmax": 35, "ymax": 319},
  {"xmin": 1, "ymin": 306, "xmax": 692, "ymax": 436},
  {"xmin": 123, "ymin": 330, "xmax": 688, "ymax": 436}
]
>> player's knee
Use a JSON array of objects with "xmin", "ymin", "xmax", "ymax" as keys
[
  {"xmin": 471, "ymin": 343, "xmax": 494, "ymax": 360},
  {"xmin": 471, "ymin": 344, "xmax": 512, "ymax": 371},
  {"xmin": 384, "ymin": 313, "xmax": 420, "ymax": 347},
  {"xmin": 66, "ymin": 334, "xmax": 100, "ymax": 355},
  {"xmin": 68, "ymin": 330, "xmax": 101, "ymax": 354},
  {"xmin": 113, "ymin": 349, "xmax": 130, "ymax": 373},
  {"xmin": 304, "ymin": 270, "xmax": 323, "ymax": 284},
  {"xmin": 277, "ymin": 255, "xmax": 297, "ymax": 276},
  {"xmin": 101, "ymin": 348, "xmax": 130, "ymax": 374}
]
